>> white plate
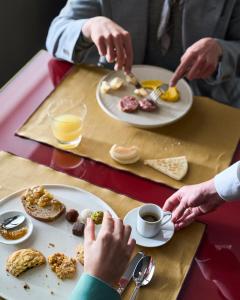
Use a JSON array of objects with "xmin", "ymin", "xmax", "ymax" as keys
[
  {"xmin": 0, "ymin": 184, "xmax": 117, "ymax": 300},
  {"xmin": 0, "ymin": 210, "xmax": 33, "ymax": 245},
  {"xmin": 124, "ymin": 208, "xmax": 174, "ymax": 247},
  {"xmin": 96, "ymin": 65, "xmax": 193, "ymax": 128}
]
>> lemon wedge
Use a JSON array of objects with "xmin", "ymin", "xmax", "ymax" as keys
[
  {"xmin": 160, "ymin": 87, "xmax": 180, "ymax": 102},
  {"xmin": 141, "ymin": 80, "xmax": 163, "ymax": 90}
]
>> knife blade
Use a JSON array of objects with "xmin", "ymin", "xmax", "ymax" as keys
[
  {"xmin": 125, "ymin": 72, "xmax": 142, "ymax": 89},
  {"xmin": 117, "ymin": 252, "xmax": 145, "ymax": 295}
]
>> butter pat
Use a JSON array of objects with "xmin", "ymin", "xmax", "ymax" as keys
[
  {"xmin": 100, "ymin": 81, "xmax": 111, "ymax": 94},
  {"xmin": 109, "ymin": 144, "xmax": 140, "ymax": 164},
  {"xmin": 134, "ymin": 88, "xmax": 148, "ymax": 97},
  {"xmin": 110, "ymin": 77, "xmax": 124, "ymax": 90}
]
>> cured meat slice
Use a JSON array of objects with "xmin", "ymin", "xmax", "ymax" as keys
[
  {"xmin": 139, "ymin": 98, "xmax": 157, "ymax": 112},
  {"xmin": 119, "ymin": 96, "xmax": 139, "ymax": 112}
]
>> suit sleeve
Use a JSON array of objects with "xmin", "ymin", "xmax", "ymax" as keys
[
  {"xmin": 214, "ymin": 161, "xmax": 240, "ymax": 201},
  {"xmin": 207, "ymin": 1, "xmax": 240, "ymax": 85},
  {"xmin": 69, "ymin": 273, "xmax": 121, "ymax": 300},
  {"xmin": 46, "ymin": 0, "xmax": 101, "ymax": 63}
]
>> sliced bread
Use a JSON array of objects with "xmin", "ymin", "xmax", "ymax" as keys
[{"xmin": 21, "ymin": 186, "xmax": 65, "ymax": 222}]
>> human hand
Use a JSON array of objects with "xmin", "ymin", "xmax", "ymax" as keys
[
  {"xmin": 170, "ymin": 38, "xmax": 223, "ymax": 86},
  {"xmin": 82, "ymin": 16, "xmax": 133, "ymax": 73},
  {"xmin": 163, "ymin": 179, "xmax": 224, "ymax": 230},
  {"xmin": 84, "ymin": 211, "xmax": 136, "ymax": 286}
]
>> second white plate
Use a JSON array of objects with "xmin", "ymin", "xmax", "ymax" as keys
[{"xmin": 96, "ymin": 65, "xmax": 193, "ymax": 128}]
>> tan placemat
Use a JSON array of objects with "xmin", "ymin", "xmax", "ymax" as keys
[
  {"xmin": 17, "ymin": 65, "xmax": 240, "ymax": 189},
  {"xmin": 0, "ymin": 151, "xmax": 204, "ymax": 300}
]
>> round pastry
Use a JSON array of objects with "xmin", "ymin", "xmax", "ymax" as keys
[
  {"xmin": 79, "ymin": 209, "xmax": 93, "ymax": 224},
  {"xmin": 76, "ymin": 245, "xmax": 84, "ymax": 265},
  {"xmin": 91, "ymin": 211, "xmax": 104, "ymax": 225},
  {"xmin": 65, "ymin": 209, "xmax": 79, "ymax": 223},
  {"xmin": 109, "ymin": 144, "xmax": 140, "ymax": 164},
  {"xmin": 119, "ymin": 96, "xmax": 139, "ymax": 112}
]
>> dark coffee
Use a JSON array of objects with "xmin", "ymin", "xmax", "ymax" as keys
[{"xmin": 141, "ymin": 213, "xmax": 159, "ymax": 222}]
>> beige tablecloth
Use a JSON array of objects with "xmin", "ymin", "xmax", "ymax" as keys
[
  {"xmin": 0, "ymin": 151, "xmax": 205, "ymax": 300},
  {"xmin": 17, "ymin": 65, "xmax": 240, "ymax": 189}
]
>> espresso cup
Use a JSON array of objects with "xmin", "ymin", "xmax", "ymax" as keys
[{"xmin": 137, "ymin": 204, "xmax": 172, "ymax": 238}]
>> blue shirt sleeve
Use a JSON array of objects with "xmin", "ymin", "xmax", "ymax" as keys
[
  {"xmin": 214, "ymin": 161, "xmax": 240, "ymax": 201},
  {"xmin": 69, "ymin": 273, "xmax": 121, "ymax": 300}
]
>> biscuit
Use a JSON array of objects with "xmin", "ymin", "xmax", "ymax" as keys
[
  {"xmin": 48, "ymin": 253, "xmax": 76, "ymax": 279},
  {"xmin": 76, "ymin": 245, "xmax": 84, "ymax": 265},
  {"xmin": 6, "ymin": 248, "xmax": 46, "ymax": 277}
]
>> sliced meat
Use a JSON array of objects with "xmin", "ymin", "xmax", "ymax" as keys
[
  {"xmin": 139, "ymin": 98, "xmax": 158, "ymax": 112},
  {"xmin": 119, "ymin": 96, "xmax": 139, "ymax": 112}
]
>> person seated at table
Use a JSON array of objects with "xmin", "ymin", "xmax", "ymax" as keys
[
  {"xmin": 46, "ymin": 0, "xmax": 240, "ymax": 107},
  {"xmin": 163, "ymin": 161, "xmax": 240, "ymax": 230},
  {"xmin": 70, "ymin": 211, "xmax": 135, "ymax": 300}
]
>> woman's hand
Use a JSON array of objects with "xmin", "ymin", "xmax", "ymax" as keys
[
  {"xmin": 170, "ymin": 38, "xmax": 223, "ymax": 86},
  {"xmin": 82, "ymin": 16, "xmax": 133, "ymax": 73},
  {"xmin": 84, "ymin": 211, "xmax": 136, "ymax": 286},
  {"xmin": 163, "ymin": 179, "xmax": 224, "ymax": 230}
]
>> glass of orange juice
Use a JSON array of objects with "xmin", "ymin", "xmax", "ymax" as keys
[{"xmin": 48, "ymin": 99, "xmax": 87, "ymax": 149}]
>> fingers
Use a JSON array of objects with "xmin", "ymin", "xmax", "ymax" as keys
[
  {"xmin": 175, "ymin": 207, "xmax": 202, "ymax": 230},
  {"xmin": 84, "ymin": 218, "xmax": 96, "ymax": 244},
  {"xmin": 99, "ymin": 211, "xmax": 114, "ymax": 237},
  {"xmin": 105, "ymin": 36, "xmax": 115, "ymax": 63},
  {"xmin": 122, "ymin": 32, "xmax": 133, "ymax": 73},
  {"xmin": 170, "ymin": 53, "xmax": 194, "ymax": 86},
  {"xmin": 113, "ymin": 218, "xmax": 124, "ymax": 239},
  {"xmin": 172, "ymin": 200, "xmax": 188, "ymax": 222},
  {"xmin": 127, "ymin": 238, "xmax": 136, "ymax": 256},
  {"xmin": 163, "ymin": 191, "xmax": 181, "ymax": 212},
  {"xmin": 122, "ymin": 224, "xmax": 132, "ymax": 244}
]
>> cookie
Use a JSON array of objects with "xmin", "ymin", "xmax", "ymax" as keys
[
  {"xmin": 6, "ymin": 248, "xmax": 46, "ymax": 277},
  {"xmin": 76, "ymin": 245, "xmax": 84, "ymax": 265},
  {"xmin": 48, "ymin": 253, "xmax": 76, "ymax": 279}
]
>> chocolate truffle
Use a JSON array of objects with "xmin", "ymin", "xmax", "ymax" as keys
[
  {"xmin": 72, "ymin": 221, "xmax": 85, "ymax": 237},
  {"xmin": 65, "ymin": 209, "xmax": 79, "ymax": 223}
]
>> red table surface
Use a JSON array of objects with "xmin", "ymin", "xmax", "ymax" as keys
[{"xmin": 1, "ymin": 50, "xmax": 240, "ymax": 300}]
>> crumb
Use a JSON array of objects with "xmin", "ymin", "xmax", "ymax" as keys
[
  {"xmin": 50, "ymin": 291, "xmax": 54, "ymax": 295},
  {"xmin": 57, "ymin": 282, "xmax": 60, "ymax": 286},
  {"xmin": 48, "ymin": 243, "xmax": 55, "ymax": 248},
  {"xmin": 23, "ymin": 283, "xmax": 30, "ymax": 290},
  {"xmin": 46, "ymin": 274, "xmax": 48, "ymax": 278}
]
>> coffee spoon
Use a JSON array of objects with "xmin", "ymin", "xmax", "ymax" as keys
[
  {"xmin": 0, "ymin": 215, "xmax": 26, "ymax": 230},
  {"xmin": 130, "ymin": 256, "xmax": 155, "ymax": 300}
]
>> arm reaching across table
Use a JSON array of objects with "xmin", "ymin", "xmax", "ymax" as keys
[{"xmin": 163, "ymin": 161, "xmax": 240, "ymax": 230}]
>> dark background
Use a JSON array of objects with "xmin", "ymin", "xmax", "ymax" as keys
[{"xmin": 0, "ymin": 0, "xmax": 66, "ymax": 88}]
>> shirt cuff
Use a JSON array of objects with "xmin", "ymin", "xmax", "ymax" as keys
[
  {"xmin": 214, "ymin": 161, "xmax": 240, "ymax": 201},
  {"xmin": 69, "ymin": 273, "xmax": 120, "ymax": 300}
]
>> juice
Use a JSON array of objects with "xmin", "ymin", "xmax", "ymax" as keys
[{"xmin": 52, "ymin": 114, "xmax": 82, "ymax": 143}]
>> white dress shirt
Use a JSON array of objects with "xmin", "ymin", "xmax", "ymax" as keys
[{"xmin": 214, "ymin": 161, "xmax": 240, "ymax": 201}]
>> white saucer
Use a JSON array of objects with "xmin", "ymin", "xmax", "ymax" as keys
[
  {"xmin": 124, "ymin": 207, "xmax": 174, "ymax": 247},
  {"xmin": 0, "ymin": 210, "xmax": 33, "ymax": 245}
]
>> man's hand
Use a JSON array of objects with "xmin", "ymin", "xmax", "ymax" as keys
[
  {"xmin": 84, "ymin": 211, "xmax": 136, "ymax": 286},
  {"xmin": 163, "ymin": 179, "xmax": 224, "ymax": 230},
  {"xmin": 170, "ymin": 38, "xmax": 223, "ymax": 86},
  {"xmin": 82, "ymin": 16, "xmax": 133, "ymax": 73}
]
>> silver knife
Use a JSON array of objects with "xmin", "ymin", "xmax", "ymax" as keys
[{"xmin": 117, "ymin": 252, "xmax": 145, "ymax": 295}]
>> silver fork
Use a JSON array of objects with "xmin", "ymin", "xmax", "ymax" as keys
[{"xmin": 149, "ymin": 83, "xmax": 169, "ymax": 103}]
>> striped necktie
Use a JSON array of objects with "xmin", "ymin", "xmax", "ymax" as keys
[{"xmin": 157, "ymin": 0, "xmax": 179, "ymax": 55}]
